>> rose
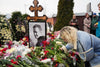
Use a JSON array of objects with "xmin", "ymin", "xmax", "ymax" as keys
[
  {"xmin": 16, "ymin": 55, "xmax": 21, "ymax": 59},
  {"xmin": 42, "ymin": 41, "xmax": 50, "ymax": 46},
  {"xmin": 44, "ymin": 51, "xmax": 49, "ymax": 55},
  {"xmin": 11, "ymin": 59, "xmax": 18, "ymax": 65}
]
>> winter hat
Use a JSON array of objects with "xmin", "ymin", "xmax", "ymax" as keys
[{"xmin": 93, "ymin": 13, "xmax": 96, "ymax": 15}]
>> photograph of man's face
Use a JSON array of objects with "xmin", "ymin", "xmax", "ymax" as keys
[
  {"xmin": 33, "ymin": 24, "xmax": 42, "ymax": 39},
  {"xmin": 29, "ymin": 22, "xmax": 46, "ymax": 47}
]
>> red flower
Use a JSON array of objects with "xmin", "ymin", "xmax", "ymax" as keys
[
  {"xmin": 27, "ymin": 54, "xmax": 32, "ymax": 57},
  {"xmin": 0, "ymin": 44, "xmax": 1, "ymax": 47},
  {"xmin": 42, "ymin": 41, "xmax": 50, "ymax": 46},
  {"xmin": 42, "ymin": 41, "xmax": 47, "ymax": 46},
  {"xmin": 51, "ymin": 47, "xmax": 54, "ymax": 50},
  {"xmin": 51, "ymin": 36, "xmax": 55, "ymax": 40},
  {"xmin": 20, "ymin": 38, "xmax": 22, "ymax": 41},
  {"xmin": 51, "ymin": 58, "xmax": 54, "ymax": 61},
  {"xmin": 41, "ymin": 58, "xmax": 47, "ymax": 61},
  {"xmin": 47, "ymin": 33, "xmax": 52, "ymax": 36},
  {"xmin": 25, "ymin": 36, "xmax": 29, "ymax": 42},
  {"xmin": 16, "ymin": 55, "xmax": 21, "ymax": 59},
  {"xmin": 11, "ymin": 59, "xmax": 18, "ymax": 65},
  {"xmin": 8, "ymin": 45, "xmax": 11, "ymax": 49},
  {"xmin": 11, "ymin": 59, "xmax": 14, "ymax": 63},
  {"xmin": 2, "ymin": 48, "xmax": 8, "ymax": 51},
  {"xmin": 46, "ymin": 42, "xmax": 50, "ymax": 45},
  {"xmin": 44, "ymin": 51, "xmax": 49, "ymax": 55},
  {"xmin": 76, "ymin": 58, "xmax": 78, "ymax": 61},
  {"xmin": 22, "ymin": 42, "xmax": 27, "ymax": 46},
  {"xmin": 12, "ymin": 61, "xmax": 18, "ymax": 65},
  {"xmin": 1, "ymin": 48, "xmax": 8, "ymax": 53},
  {"xmin": 72, "ymin": 52, "xmax": 75, "ymax": 56},
  {"xmin": 7, "ymin": 64, "xmax": 13, "ymax": 67},
  {"xmin": 54, "ymin": 63, "xmax": 58, "ymax": 67}
]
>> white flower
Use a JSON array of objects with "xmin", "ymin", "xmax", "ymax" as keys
[
  {"xmin": 22, "ymin": 48, "xmax": 31, "ymax": 56},
  {"xmin": 41, "ymin": 58, "xmax": 51, "ymax": 63},
  {"xmin": 40, "ymin": 50, "xmax": 45, "ymax": 57},
  {"xmin": 54, "ymin": 55, "xmax": 57, "ymax": 61},
  {"xmin": 56, "ymin": 41, "xmax": 62, "ymax": 45},
  {"xmin": 13, "ymin": 41, "xmax": 20, "ymax": 45},
  {"xmin": 3, "ymin": 45, "xmax": 8, "ymax": 48},
  {"xmin": 6, "ymin": 48, "xmax": 15, "ymax": 54}
]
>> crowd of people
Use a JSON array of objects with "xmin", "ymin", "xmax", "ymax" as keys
[{"xmin": 69, "ymin": 3, "xmax": 100, "ymax": 39}]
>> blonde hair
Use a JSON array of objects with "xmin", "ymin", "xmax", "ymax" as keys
[
  {"xmin": 73, "ymin": 14, "xmax": 76, "ymax": 17},
  {"xmin": 60, "ymin": 26, "xmax": 78, "ymax": 49},
  {"xmin": 98, "ymin": 3, "xmax": 100, "ymax": 6}
]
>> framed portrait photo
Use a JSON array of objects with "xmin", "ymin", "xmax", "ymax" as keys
[{"xmin": 29, "ymin": 21, "xmax": 46, "ymax": 47}]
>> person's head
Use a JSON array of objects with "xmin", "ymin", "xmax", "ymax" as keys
[
  {"xmin": 93, "ymin": 13, "xmax": 97, "ymax": 17},
  {"xmin": 33, "ymin": 24, "xmax": 42, "ymax": 39},
  {"xmin": 60, "ymin": 26, "xmax": 77, "ymax": 49},
  {"xmin": 73, "ymin": 14, "xmax": 76, "ymax": 19},
  {"xmin": 98, "ymin": 3, "xmax": 100, "ymax": 11},
  {"xmin": 85, "ymin": 13, "xmax": 89, "ymax": 18}
]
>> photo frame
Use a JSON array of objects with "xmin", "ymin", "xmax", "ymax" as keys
[{"xmin": 29, "ymin": 21, "xmax": 46, "ymax": 47}]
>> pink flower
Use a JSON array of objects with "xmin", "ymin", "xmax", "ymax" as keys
[
  {"xmin": 54, "ymin": 31, "xmax": 60, "ymax": 37},
  {"xmin": 9, "ymin": 41, "xmax": 13, "ymax": 45}
]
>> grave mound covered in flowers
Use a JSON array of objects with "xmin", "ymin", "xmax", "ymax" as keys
[{"xmin": 0, "ymin": 32, "xmax": 84, "ymax": 67}]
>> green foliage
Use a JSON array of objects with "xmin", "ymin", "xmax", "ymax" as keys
[
  {"xmin": 22, "ymin": 14, "xmax": 29, "ymax": 20},
  {"xmin": 10, "ymin": 11, "xmax": 29, "ymax": 41},
  {"xmin": 33, "ymin": 39, "xmax": 84, "ymax": 67},
  {"xmin": 54, "ymin": 0, "xmax": 74, "ymax": 31}
]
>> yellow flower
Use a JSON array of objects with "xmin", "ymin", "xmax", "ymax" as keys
[
  {"xmin": 96, "ymin": 22, "xmax": 98, "ymax": 25},
  {"xmin": 23, "ymin": 38, "xmax": 26, "ymax": 41}
]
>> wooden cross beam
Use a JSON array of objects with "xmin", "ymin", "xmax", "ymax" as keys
[
  {"xmin": 27, "ymin": 15, "xmax": 47, "ymax": 21},
  {"xmin": 27, "ymin": 0, "xmax": 47, "ymax": 21}
]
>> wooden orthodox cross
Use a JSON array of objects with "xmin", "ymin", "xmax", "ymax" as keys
[{"xmin": 27, "ymin": 0, "xmax": 47, "ymax": 21}]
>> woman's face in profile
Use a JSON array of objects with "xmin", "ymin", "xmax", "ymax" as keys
[
  {"xmin": 98, "ymin": 5, "xmax": 100, "ymax": 11},
  {"xmin": 61, "ymin": 37, "xmax": 68, "ymax": 43}
]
